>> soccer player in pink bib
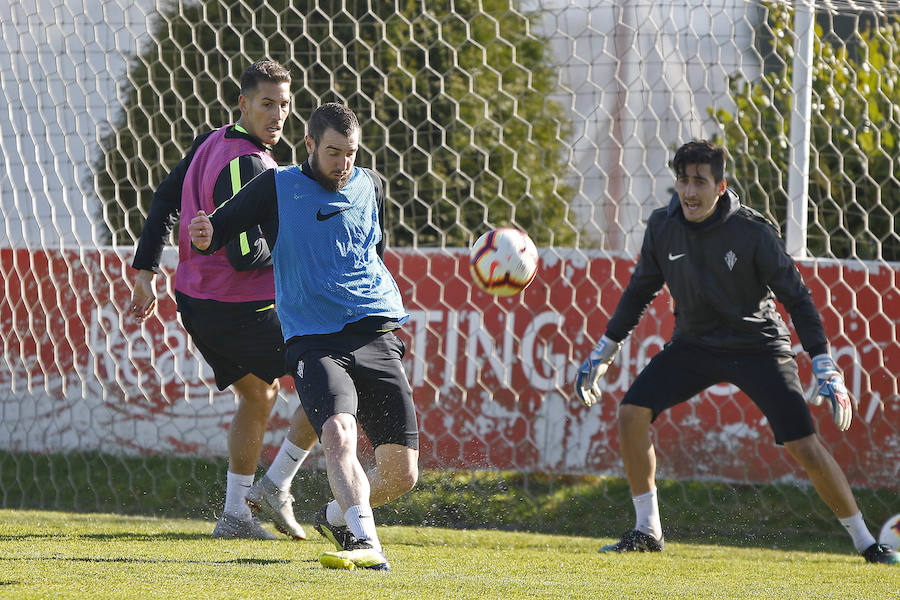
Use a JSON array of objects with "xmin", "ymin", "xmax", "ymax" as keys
[{"xmin": 128, "ymin": 60, "xmax": 318, "ymax": 540}]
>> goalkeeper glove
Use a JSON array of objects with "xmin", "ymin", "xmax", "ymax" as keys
[
  {"xmin": 575, "ymin": 335, "xmax": 622, "ymax": 407},
  {"xmin": 807, "ymin": 354, "xmax": 854, "ymax": 431}
]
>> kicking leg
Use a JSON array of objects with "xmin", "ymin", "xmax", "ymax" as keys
[{"xmin": 368, "ymin": 443, "xmax": 418, "ymax": 507}]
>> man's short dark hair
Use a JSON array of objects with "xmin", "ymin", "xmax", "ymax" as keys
[
  {"xmin": 308, "ymin": 103, "xmax": 360, "ymax": 145},
  {"xmin": 240, "ymin": 60, "xmax": 291, "ymax": 96},
  {"xmin": 672, "ymin": 140, "xmax": 728, "ymax": 183}
]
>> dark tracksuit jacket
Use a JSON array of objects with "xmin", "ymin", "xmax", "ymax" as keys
[{"xmin": 605, "ymin": 189, "xmax": 828, "ymax": 358}]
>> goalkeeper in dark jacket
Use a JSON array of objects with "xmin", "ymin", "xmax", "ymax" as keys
[{"xmin": 575, "ymin": 140, "xmax": 898, "ymax": 565}]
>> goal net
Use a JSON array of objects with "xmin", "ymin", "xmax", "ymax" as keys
[{"xmin": 1, "ymin": 0, "xmax": 898, "ymax": 527}]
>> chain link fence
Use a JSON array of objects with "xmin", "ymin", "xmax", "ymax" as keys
[{"xmin": 1, "ymin": 0, "xmax": 898, "ymax": 535}]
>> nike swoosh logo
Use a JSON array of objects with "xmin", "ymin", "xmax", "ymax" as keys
[
  {"xmin": 316, "ymin": 207, "xmax": 350, "ymax": 221},
  {"xmin": 668, "ymin": 253, "xmax": 686, "ymax": 261}
]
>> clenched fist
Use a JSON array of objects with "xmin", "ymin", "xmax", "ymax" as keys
[{"xmin": 189, "ymin": 210, "xmax": 213, "ymax": 251}]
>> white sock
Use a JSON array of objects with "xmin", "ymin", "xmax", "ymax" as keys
[
  {"xmin": 266, "ymin": 439, "xmax": 309, "ymax": 490},
  {"xmin": 632, "ymin": 487, "xmax": 662, "ymax": 540},
  {"xmin": 839, "ymin": 512, "xmax": 876, "ymax": 552},
  {"xmin": 224, "ymin": 471, "xmax": 254, "ymax": 519},
  {"xmin": 326, "ymin": 499, "xmax": 346, "ymax": 527},
  {"xmin": 345, "ymin": 504, "xmax": 381, "ymax": 552}
]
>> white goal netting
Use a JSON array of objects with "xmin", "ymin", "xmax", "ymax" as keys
[{"xmin": 1, "ymin": 0, "xmax": 898, "ymax": 526}]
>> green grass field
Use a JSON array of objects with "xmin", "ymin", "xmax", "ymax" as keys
[{"xmin": 2, "ymin": 509, "xmax": 898, "ymax": 600}]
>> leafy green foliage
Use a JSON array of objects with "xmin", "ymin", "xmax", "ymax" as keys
[
  {"xmin": 711, "ymin": 3, "xmax": 900, "ymax": 260},
  {"xmin": 95, "ymin": 1, "xmax": 575, "ymax": 247}
]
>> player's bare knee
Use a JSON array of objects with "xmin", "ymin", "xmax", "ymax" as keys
[
  {"xmin": 237, "ymin": 396, "xmax": 275, "ymax": 419},
  {"xmin": 260, "ymin": 386, "xmax": 278, "ymax": 411},
  {"xmin": 234, "ymin": 378, "xmax": 278, "ymax": 412},
  {"xmin": 784, "ymin": 433, "xmax": 828, "ymax": 468},
  {"xmin": 320, "ymin": 414, "xmax": 357, "ymax": 454},
  {"xmin": 618, "ymin": 404, "xmax": 651, "ymax": 433}
]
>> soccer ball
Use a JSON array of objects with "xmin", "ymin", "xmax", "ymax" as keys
[
  {"xmin": 469, "ymin": 227, "xmax": 539, "ymax": 296},
  {"xmin": 879, "ymin": 513, "xmax": 900, "ymax": 551}
]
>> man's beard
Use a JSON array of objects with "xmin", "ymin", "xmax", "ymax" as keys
[{"xmin": 309, "ymin": 153, "xmax": 351, "ymax": 192}]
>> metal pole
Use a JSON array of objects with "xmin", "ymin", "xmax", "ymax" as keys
[{"xmin": 786, "ymin": 0, "xmax": 815, "ymax": 258}]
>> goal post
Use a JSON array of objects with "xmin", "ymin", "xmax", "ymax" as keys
[{"xmin": 1, "ymin": 0, "xmax": 898, "ymax": 528}]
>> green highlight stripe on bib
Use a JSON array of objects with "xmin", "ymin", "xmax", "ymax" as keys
[{"xmin": 229, "ymin": 158, "xmax": 251, "ymax": 256}]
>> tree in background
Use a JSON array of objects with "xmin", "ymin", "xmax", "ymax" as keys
[
  {"xmin": 95, "ymin": 1, "xmax": 575, "ymax": 248},
  {"xmin": 710, "ymin": 2, "xmax": 899, "ymax": 261}
]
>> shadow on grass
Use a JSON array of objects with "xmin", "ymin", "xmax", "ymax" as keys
[
  {"xmin": 0, "ymin": 532, "xmax": 215, "ymax": 542},
  {"xmin": 0, "ymin": 555, "xmax": 290, "ymax": 565},
  {"xmin": 388, "ymin": 525, "xmax": 849, "ymax": 556}
]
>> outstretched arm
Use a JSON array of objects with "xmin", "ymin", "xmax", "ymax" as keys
[
  {"xmin": 753, "ymin": 224, "xmax": 853, "ymax": 429},
  {"xmin": 574, "ymin": 223, "xmax": 664, "ymax": 406}
]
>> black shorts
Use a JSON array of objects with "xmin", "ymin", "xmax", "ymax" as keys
[
  {"xmin": 176, "ymin": 292, "xmax": 286, "ymax": 391},
  {"xmin": 622, "ymin": 338, "xmax": 815, "ymax": 444},
  {"xmin": 286, "ymin": 329, "xmax": 418, "ymax": 450}
]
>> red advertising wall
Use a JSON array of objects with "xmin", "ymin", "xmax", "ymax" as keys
[{"xmin": 1, "ymin": 248, "xmax": 898, "ymax": 489}]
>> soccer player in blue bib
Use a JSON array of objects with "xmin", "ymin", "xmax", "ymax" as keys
[
  {"xmin": 575, "ymin": 140, "xmax": 898, "ymax": 565},
  {"xmin": 189, "ymin": 103, "xmax": 418, "ymax": 571}
]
